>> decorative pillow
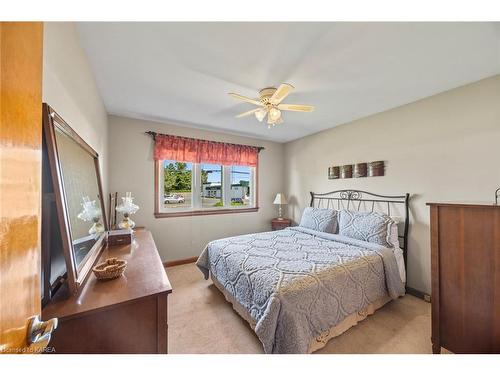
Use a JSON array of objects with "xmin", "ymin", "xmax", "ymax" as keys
[
  {"xmin": 299, "ymin": 207, "xmax": 338, "ymax": 233},
  {"xmin": 338, "ymin": 210, "xmax": 394, "ymax": 247}
]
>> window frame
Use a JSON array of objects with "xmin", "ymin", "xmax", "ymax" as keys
[{"xmin": 154, "ymin": 160, "xmax": 259, "ymax": 218}]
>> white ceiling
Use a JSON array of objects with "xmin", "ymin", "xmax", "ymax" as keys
[{"xmin": 77, "ymin": 22, "xmax": 500, "ymax": 143}]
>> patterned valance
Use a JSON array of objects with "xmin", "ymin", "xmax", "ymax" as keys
[{"xmin": 149, "ymin": 132, "xmax": 262, "ymax": 167}]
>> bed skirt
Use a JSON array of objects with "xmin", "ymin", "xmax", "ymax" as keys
[{"xmin": 211, "ymin": 274, "xmax": 392, "ymax": 353}]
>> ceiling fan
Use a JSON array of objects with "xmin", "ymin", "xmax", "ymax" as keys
[{"xmin": 229, "ymin": 83, "xmax": 314, "ymax": 128}]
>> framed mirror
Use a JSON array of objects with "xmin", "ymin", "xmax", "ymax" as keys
[{"xmin": 42, "ymin": 104, "xmax": 107, "ymax": 294}]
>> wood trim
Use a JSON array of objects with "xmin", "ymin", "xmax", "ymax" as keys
[
  {"xmin": 406, "ymin": 287, "xmax": 431, "ymax": 302},
  {"xmin": 430, "ymin": 205, "xmax": 441, "ymax": 354},
  {"xmin": 47, "ymin": 291, "xmax": 169, "ymax": 323},
  {"xmin": 42, "ymin": 193, "xmax": 55, "ymax": 307},
  {"xmin": 94, "ymin": 154, "xmax": 107, "ymax": 235},
  {"xmin": 154, "ymin": 159, "xmax": 160, "ymax": 215},
  {"xmin": 163, "ymin": 256, "xmax": 198, "ymax": 268},
  {"xmin": 155, "ymin": 207, "xmax": 259, "ymax": 218},
  {"xmin": 42, "ymin": 104, "xmax": 78, "ymax": 294},
  {"xmin": 50, "ymin": 109, "xmax": 98, "ymax": 158},
  {"xmin": 156, "ymin": 293, "xmax": 168, "ymax": 353},
  {"xmin": 153, "ymin": 159, "xmax": 260, "ymax": 218},
  {"xmin": 255, "ymin": 157, "xmax": 260, "ymax": 213},
  {"xmin": 42, "ymin": 103, "xmax": 108, "ymax": 294},
  {"xmin": 427, "ymin": 202, "xmax": 499, "ymax": 208},
  {"xmin": 495, "ymin": 209, "xmax": 500, "ymax": 352}
]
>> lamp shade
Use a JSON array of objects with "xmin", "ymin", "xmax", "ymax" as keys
[{"xmin": 273, "ymin": 193, "xmax": 288, "ymax": 205}]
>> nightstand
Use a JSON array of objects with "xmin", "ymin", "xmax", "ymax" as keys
[{"xmin": 271, "ymin": 218, "xmax": 291, "ymax": 231}]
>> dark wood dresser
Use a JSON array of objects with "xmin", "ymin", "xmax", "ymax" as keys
[
  {"xmin": 42, "ymin": 230, "xmax": 172, "ymax": 353},
  {"xmin": 428, "ymin": 202, "xmax": 500, "ymax": 354}
]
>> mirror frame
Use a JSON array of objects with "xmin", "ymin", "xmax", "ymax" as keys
[{"xmin": 42, "ymin": 103, "xmax": 107, "ymax": 294}]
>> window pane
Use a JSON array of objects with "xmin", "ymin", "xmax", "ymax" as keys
[
  {"xmin": 230, "ymin": 166, "xmax": 252, "ymax": 207},
  {"xmin": 201, "ymin": 164, "xmax": 223, "ymax": 208},
  {"xmin": 163, "ymin": 160, "xmax": 192, "ymax": 210}
]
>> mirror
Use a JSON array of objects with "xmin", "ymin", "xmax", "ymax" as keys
[{"xmin": 42, "ymin": 104, "xmax": 107, "ymax": 294}]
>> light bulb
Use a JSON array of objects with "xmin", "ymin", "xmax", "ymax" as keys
[
  {"xmin": 254, "ymin": 108, "xmax": 266, "ymax": 122},
  {"xmin": 268, "ymin": 107, "xmax": 281, "ymax": 122}
]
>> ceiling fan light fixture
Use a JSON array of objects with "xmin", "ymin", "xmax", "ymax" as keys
[
  {"xmin": 229, "ymin": 83, "xmax": 314, "ymax": 128},
  {"xmin": 268, "ymin": 107, "xmax": 281, "ymax": 122},
  {"xmin": 254, "ymin": 108, "xmax": 267, "ymax": 122}
]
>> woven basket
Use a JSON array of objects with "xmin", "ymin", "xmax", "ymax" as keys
[{"xmin": 92, "ymin": 257, "xmax": 127, "ymax": 280}]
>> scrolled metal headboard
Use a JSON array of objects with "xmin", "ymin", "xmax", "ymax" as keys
[{"xmin": 310, "ymin": 189, "xmax": 410, "ymax": 271}]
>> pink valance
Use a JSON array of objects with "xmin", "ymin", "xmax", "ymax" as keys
[{"xmin": 153, "ymin": 133, "xmax": 260, "ymax": 167}]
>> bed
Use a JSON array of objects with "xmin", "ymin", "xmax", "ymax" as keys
[{"xmin": 196, "ymin": 190, "xmax": 410, "ymax": 354}]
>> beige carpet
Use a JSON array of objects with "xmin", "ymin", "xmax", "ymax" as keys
[{"xmin": 167, "ymin": 263, "xmax": 433, "ymax": 354}]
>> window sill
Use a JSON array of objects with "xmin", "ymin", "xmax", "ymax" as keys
[{"xmin": 154, "ymin": 207, "xmax": 259, "ymax": 218}]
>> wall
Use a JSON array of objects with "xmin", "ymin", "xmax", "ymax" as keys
[
  {"xmin": 284, "ymin": 75, "xmax": 500, "ymax": 294},
  {"xmin": 42, "ymin": 22, "xmax": 109, "ymax": 199},
  {"xmin": 108, "ymin": 116, "xmax": 285, "ymax": 262},
  {"xmin": 42, "ymin": 23, "xmax": 498, "ymax": 294}
]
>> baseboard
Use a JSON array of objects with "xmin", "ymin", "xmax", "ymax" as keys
[
  {"xmin": 163, "ymin": 256, "xmax": 198, "ymax": 268},
  {"xmin": 406, "ymin": 286, "xmax": 431, "ymax": 303}
]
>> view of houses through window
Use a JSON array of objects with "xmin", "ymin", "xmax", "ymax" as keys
[
  {"xmin": 201, "ymin": 163, "xmax": 223, "ymax": 208},
  {"xmin": 161, "ymin": 160, "xmax": 254, "ymax": 212},
  {"xmin": 229, "ymin": 165, "xmax": 251, "ymax": 206}
]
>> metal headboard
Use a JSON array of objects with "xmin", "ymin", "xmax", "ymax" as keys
[{"xmin": 310, "ymin": 189, "xmax": 410, "ymax": 271}]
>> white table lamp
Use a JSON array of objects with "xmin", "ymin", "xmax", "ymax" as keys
[{"xmin": 273, "ymin": 193, "xmax": 288, "ymax": 219}]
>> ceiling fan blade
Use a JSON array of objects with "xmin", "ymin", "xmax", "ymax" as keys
[
  {"xmin": 270, "ymin": 83, "xmax": 294, "ymax": 104},
  {"xmin": 228, "ymin": 93, "xmax": 263, "ymax": 107},
  {"xmin": 278, "ymin": 104, "xmax": 315, "ymax": 112},
  {"xmin": 235, "ymin": 108, "xmax": 261, "ymax": 118}
]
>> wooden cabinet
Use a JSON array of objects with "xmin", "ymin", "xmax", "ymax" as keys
[
  {"xmin": 428, "ymin": 202, "xmax": 500, "ymax": 354},
  {"xmin": 271, "ymin": 218, "xmax": 291, "ymax": 231},
  {"xmin": 42, "ymin": 230, "xmax": 172, "ymax": 353}
]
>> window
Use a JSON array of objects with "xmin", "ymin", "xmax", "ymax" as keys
[
  {"xmin": 230, "ymin": 166, "xmax": 252, "ymax": 207},
  {"xmin": 201, "ymin": 163, "xmax": 223, "ymax": 208},
  {"xmin": 162, "ymin": 160, "xmax": 193, "ymax": 210},
  {"xmin": 155, "ymin": 160, "xmax": 257, "ymax": 217}
]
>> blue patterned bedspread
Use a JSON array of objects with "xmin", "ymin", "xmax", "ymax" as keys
[{"xmin": 196, "ymin": 227, "xmax": 405, "ymax": 353}]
